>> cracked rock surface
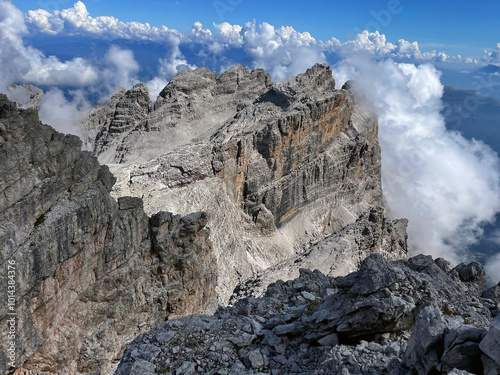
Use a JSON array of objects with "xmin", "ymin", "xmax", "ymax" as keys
[
  {"xmin": 116, "ymin": 254, "xmax": 499, "ymax": 375},
  {"xmin": 0, "ymin": 95, "xmax": 217, "ymax": 374}
]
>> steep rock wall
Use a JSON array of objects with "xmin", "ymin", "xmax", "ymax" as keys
[{"xmin": 0, "ymin": 96, "xmax": 216, "ymax": 374}]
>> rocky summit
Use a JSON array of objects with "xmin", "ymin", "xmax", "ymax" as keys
[
  {"xmin": 0, "ymin": 63, "xmax": 497, "ymax": 375},
  {"xmin": 86, "ymin": 63, "xmax": 408, "ymax": 304}
]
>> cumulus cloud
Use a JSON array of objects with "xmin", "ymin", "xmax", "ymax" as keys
[
  {"xmin": 485, "ymin": 253, "xmax": 500, "ymax": 285},
  {"xmin": 0, "ymin": 0, "xmax": 98, "ymax": 94},
  {"xmin": 24, "ymin": 2, "xmax": 481, "ymax": 68},
  {"xmin": 23, "ymin": 53, "xmax": 98, "ymax": 87},
  {"xmin": 146, "ymin": 35, "xmax": 197, "ymax": 99},
  {"xmin": 1, "ymin": 0, "xmax": 194, "ymax": 119},
  {"xmin": 30, "ymin": 44, "xmax": 142, "ymax": 137},
  {"xmin": 191, "ymin": 21, "xmax": 212, "ymax": 40},
  {"xmin": 101, "ymin": 45, "xmax": 140, "ymax": 96},
  {"xmin": 237, "ymin": 21, "xmax": 326, "ymax": 81},
  {"xmin": 332, "ymin": 58, "xmax": 500, "ymax": 265},
  {"xmin": 0, "ymin": 1, "xmax": 141, "ymax": 141},
  {"xmin": 39, "ymin": 88, "xmax": 90, "ymax": 136},
  {"xmin": 332, "ymin": 31, "xmax": 453, "ymax": 62},
  {"xmin": 0, "ymin": 0, "xmax": 31, "ymax": 93},
  {"xmin": 482, "ymin": 43, "xmax": 500, "ymax": 64},
  {"xmin": 19, "ymin": 1, "xmax": 500, "ymax": 102},
  {"xmin": 214, "ymin": 22, "xmax": 243, "ymax": 45},
  {"xmin": 25, "ymin": 1, "xmax": 183, "ymax": 41}
]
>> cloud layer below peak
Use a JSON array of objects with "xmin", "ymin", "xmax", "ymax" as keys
[{"xmin": 333, "ymin": 59, "xmax": 500, "ymax": 264}]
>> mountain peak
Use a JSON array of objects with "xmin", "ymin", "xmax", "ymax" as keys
[{"xmin": 474, "ymin": 64, "xmax": 500, "ymax": 75}]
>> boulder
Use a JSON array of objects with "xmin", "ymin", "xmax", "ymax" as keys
[
  {"xmin": 441, "ymin": 327, "xmax": 487, "ymax": 374},
  {"xmin": 404, "ymin": 307, "xmax": 453, "ymax": 375},
  {"xmin": 480, "ymin": 315, "xmax": 500, "ymax": 370}
]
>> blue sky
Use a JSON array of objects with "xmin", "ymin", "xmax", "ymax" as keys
[{"xmin": 13, "ymin": 0, "xmax": 500, "ymax": 57}]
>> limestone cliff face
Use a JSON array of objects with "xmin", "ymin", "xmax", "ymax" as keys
[
  {"xmin": 0, "ymin": 95, "xmax": 216, "ymax": 374},
  {"xmin": 89, "ymin": 64, "xmax": 407, "ymax": 302},
  {"xmin": 89, "ymin": 66, "xmax": 272, "ymax": 165}
]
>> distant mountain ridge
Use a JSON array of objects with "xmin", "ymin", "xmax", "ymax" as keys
[{"xmin": 473, "ymin": 64, "xmax": 500, "ymax": 75}]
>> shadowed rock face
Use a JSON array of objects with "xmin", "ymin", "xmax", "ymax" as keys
[
  {"xmin": 0, "ymin": 95, "xmax": 216, "ymax": 374},
  {"xmin": 86, "ymin": 64, "xmax": 408, "ymax": 303}
]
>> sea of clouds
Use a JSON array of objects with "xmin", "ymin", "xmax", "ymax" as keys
[{"xmin": 2, "ymin": 0, "xmax": 500, "ymax": 283}]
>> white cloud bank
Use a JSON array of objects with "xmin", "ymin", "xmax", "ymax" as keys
[
  {"xmin": 485, "ymin": 253, "xmax": 500, "ymax": 286},
  {"xmin": 39, "ymin": 88, "xmax": 90, "ymax": 136},
  {"xmin": 102, "ymin": 45, "xmax": 140, "ymax": 93},
  {"xmin": 0, "ymin": 0, "xmax": 163, "ymax": 134},
  {"xmin": 332, "ymin": 58, "xmax": 500, "ymax": 270},
  {"xmin": 0, "ymin": 0, "xmax": 100, "ymax": 137},
  {"xmin": 0, "ymin": 0, "xmax": 99, "ymax": 93},
  {"xmin": 26, "ymin": 1, "xmax": 183, "ymax": 41},
  {"xmin": 23, "ymin": 1, "xmax": 500, "ymax": 66},
  {"xmin": 14, "ymin": 0, "xmax": 500, "ymax": 95}
]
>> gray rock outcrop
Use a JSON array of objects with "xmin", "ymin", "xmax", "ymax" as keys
[
  {"xmin": 480, "ymin": 315, "xmax": 500, "ymax": 374},
  {"xmin": 85, "ymin": 64, "xmax": 408, "ymax": 303},
  {"xmin": 7, "ymin": 84, "xmax": 44, "ymax": 111},
  {"xmin": 441, "ymin": 326, "xmax": 487, "ymax": 374},
  {"xmin": 116, "ymin": 254, "xmax": 498, "ymax": 375},
  {"xmin": 0, "ymin": 95, "xmax": 217, "ymax": 374}
]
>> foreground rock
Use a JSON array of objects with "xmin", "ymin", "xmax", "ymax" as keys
[
  {"xmin": 116, "ymin": 254, "xmax": 499, "ymax": 375},
  {"xmin": 0, "ymin": 95, "xmax": 216, "ymax": 374},
  {"xmin": 480, "ymin": 315, "xmax": 500, "ymax": 374},
  {"xmin": 85, "ymin": 64, "xmax": 408, "ymax": 302}
]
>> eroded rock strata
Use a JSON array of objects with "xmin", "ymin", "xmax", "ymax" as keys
[
  {"xmin": 88, "ymin": 64, "xmax": 408, "ymax": 303},
  {"xmin": 1, "ymin": 64, "xmax": 410, "ymax": 374}
]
